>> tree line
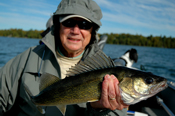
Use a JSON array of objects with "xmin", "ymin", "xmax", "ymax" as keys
[
  {"xmin": 0, "ymin": 29, "xmax": 175, "ymax": 48},
  {"xmin": 0, "ymin": 29, "xmax": 43, "ymax": 39},
  {"xmin": 99, "ymin": 33, "xmax": 175, "ymax": 48}
]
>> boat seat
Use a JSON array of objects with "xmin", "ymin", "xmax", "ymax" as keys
[{"xmin": 142, "ymin": 107, "xmax": 169, "ymax": 116}]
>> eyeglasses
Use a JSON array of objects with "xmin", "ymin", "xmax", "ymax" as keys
[{"xmin": 61, "ymin": 18, "xmax": 93, "ymax": 30}]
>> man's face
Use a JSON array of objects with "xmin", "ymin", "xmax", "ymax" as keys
[{"xmin": 59, "ymin": 17, "xmax": 93, "ymax": 57}]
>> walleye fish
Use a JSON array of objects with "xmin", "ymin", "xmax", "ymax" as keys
[{"xmin": 26, "ymin": 50, "xmax": 167, "ymax": 115}]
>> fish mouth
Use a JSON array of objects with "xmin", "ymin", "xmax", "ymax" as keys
[
  {"xmin": 150, "ymin": 81, "xmax": 168, "ymax": 94},
  {"xmin": 136, "ymin": 81, "xmax": 168, "ymax": 103}
]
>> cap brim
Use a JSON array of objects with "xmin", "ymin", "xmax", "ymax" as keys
[{"xmin": 59, "ymin": 15, "xmax": 92, "ymax": 23}]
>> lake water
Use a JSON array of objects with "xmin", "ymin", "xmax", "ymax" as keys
[{"xmin": 0, "ymin": 37, "xmax": 175, "ymax": 81}]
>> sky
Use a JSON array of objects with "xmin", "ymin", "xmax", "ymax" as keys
[{"xmin": 0, "ymin": 0, "xmax": 175, "ymax": 37}]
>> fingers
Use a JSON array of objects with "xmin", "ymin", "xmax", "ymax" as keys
[
  {"xmin": 107, "ymin": 75, "xmax": 118, "ymax": 110},
  {"xmin": 100, "ymin": 74, "xmax": 110, "ymax": 108},
  {"xmin": 103, "ymin": 74, "xmax": 129, "ymax": 110},
  {"xmin": 108, "ymin": 75, "xmax": 116, "ymax": 99},
  {"xmin": 90, "ymin": 74, "xmax": 129, "ymax": 110}
]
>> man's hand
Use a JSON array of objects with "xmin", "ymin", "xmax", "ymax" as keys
[{"xmin": 90, "ymin": 74, "xmax": 129, "ymax": 110}]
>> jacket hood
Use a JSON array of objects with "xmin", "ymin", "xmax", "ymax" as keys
[{"xmin": 41, "ymin": 31, "xmax": 56, "ymax": 55}]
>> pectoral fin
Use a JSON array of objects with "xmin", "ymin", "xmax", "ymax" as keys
[
  {"xmin": 37, "ymin": 106, "xmax": 45, "ymax": 114},
  {"xmin": 56, "ymin": 105, "xmax": 66, "ymax": 116}
]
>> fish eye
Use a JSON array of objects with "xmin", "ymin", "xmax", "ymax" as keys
[{"xmin": 145, "ymin": 77, "xmax": 154, "ymax": 84}]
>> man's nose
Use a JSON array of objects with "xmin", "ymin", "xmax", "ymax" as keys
[{"xmin": 71, "ymin": 24, "xmax": 80, "ymax": 34}]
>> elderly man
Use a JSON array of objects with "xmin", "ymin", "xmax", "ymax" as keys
[{"xmin": 0, "ymin": 0, "xmax": 128, "ymax": 115}]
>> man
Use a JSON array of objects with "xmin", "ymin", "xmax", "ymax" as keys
[{"xmin": 0, "ymin": 0, "xmax": 128, "ymax": 115}]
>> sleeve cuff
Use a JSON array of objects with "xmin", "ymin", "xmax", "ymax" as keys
[{"xmin": 86, "ymin": 102, "xmax": 111, "ymax": 115}]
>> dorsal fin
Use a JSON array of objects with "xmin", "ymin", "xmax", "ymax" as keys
[
  {"xmin": 66, "ymin": 50, "xmax": 115, "ymax": 77},
  {"xmin": 39, "ymin": 73, "xmax": 60, "ymax": 91}
]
